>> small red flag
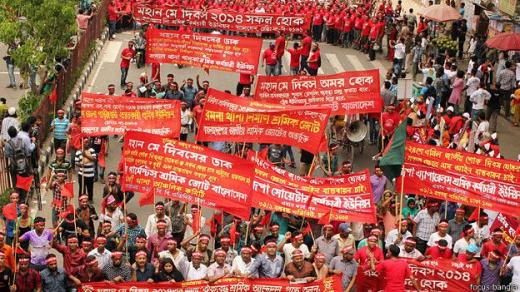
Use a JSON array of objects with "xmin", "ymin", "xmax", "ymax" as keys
[
  {"xmin": 318, "ymin": 210, "xmax": 332, "ymax": 225},
  {"xmin": 203, "ymin": 66, "xmax": 210, "ymax": 75},
  {"xmin": 98, "ymin": 141, "xmax": 106, "ymax": 168},
  {"xmin": 468, "ymin": 208, "xmax": 479, "ymax": 222},
  {"xmin": 49, "ymin": 87, "xmax": 57, "ymax": 104},
  {"xmin": 302, "ymin": 222, "xmax": 312, "ymax": 236},
  {"xmin": 229, "ymin": 221, "xmax": 237, "ymax": 245},
  {"xmin": 2, "ymin": 203, "xmax": 17, "ymax": 220},
  {"xmin": 61, "ymin": 182, "xmax": 74, "ymax": 198},
  {"xmin": 16, "ymin": 175, "xmax": 34, "ymax": 191},
  {"xmin": 139, "ymin": 188, "xmax": 155, "ymax": 207},
  {"xmin": 192, "ymin": 210, "xmax": 201, "ymax": 234},
  {"xmin": 260, "ymin": 212, "xmax": 271, "ymax": 226},
  {"xmin": 59, "ymin": 204, "xmax": 75, "ymax": 219}
]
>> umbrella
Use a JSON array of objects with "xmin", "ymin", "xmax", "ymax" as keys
[
  {"xmin": 485, "ymin": 32, "xmax": 520, "ymax": 51},
  {"xmin": 418, "ymin": 4, "xmax": 461, "ymax": 22}
]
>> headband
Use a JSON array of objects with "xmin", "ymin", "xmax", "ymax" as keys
[
  {"xmin": 156, "ymin": 221, "xmax": 167, "ymax": 229},
  {"xmin": 82, "ymin": 241, "xmax": 92, "ymax": 247},
  {"xmin": 266, "ymin": 241, "xmax": 277, "ymax": 248},
  {"xmin": 102, "ymin": 222, "xmax": 112, "ymax": 228},
  {"xmin": 493, "ymin": 231, "xmax": 503, "ymax": 237},
  {"xmin": 455, "ymin": 208, "xmax": 465, "ymax": 214},
  {"xmin": 67, "ymin": 237, "xmax": 78, "ymax": 244},
  {"xmin": 167, "ymin": 239, "xmax": 177, "ymax": 245},
  {"xmin": 293, "ymin": 234, "xmax": 303, "ymax": 240},
  {"xmin": 192, "ymin": 252, "xmax": 203, "ymax": 259},
  {"xmin": 0, "ymin": 234, "xmax": 4, "ymax": 241},
  {"xmin": 135, "ymin": 251, "xmax": 147, "ymax": 258},
  {"xmin": 136, "ymin": 238, "xmax": 146, "ymax": 243},
  {"xmin": 241, "ymin": 247, "xmax": 252, "ymax": 254},
  {"xmin": 367, "ymin": 235, "xmax": 378, "ymax": 243},
  {"xmin": 19, "ymin": 204, "xmax": 28, "ymax": 209},
  {"xmin": 96, "ymin": 237, "xmax": 107, "ymax": 244},
  {"xmin": 220, "ymin": 238, "xmax": 231, "ymax": 243},
  {"xmin": 371, "ymin": 229, "xmax": 381, "ymax": 235},
  {"xmin": 34, "ymin": 221, "xmax": 45, "ymax": 227},
  {"xmin": 291, "ymin": 250, "xmax": 303, "ymax": 258},
  {"xmin": 155, "ymin": 205, "xmax": 164, "ymax": 210},
  {"xmin": 315, "ymin": 253, "xmax": 325, "ymax": 261},
  {"xmin": 87, "ymin": 258, "xmax": 98, "ymax": 266},
  {"xmin": 254, "ymin": 226, "xmax": 263, "ymax": 232},
  {"xmin": 404, "ymin": 239, "xmax": 416, "ymax": 245},
  {"xmin": 18, "ymin": 258, "xmax": 30, "ymax": 264},
  {"xmin": 111, "ymin": 252, "xmax": 123, "ymax": 258},
  {"xmin": 489, "ymin": 251, "xmax": 500, "ymax": 259},
  {"xmin": 323, "ymin": 224, "xmax": 333, "ymax": 229},
  {"xmin": 56, "ymin": 148, "xmax": 65, "ymax": 154},
  {"xmin": 79, "ymin": 195, "xmax": 89, "ymax": 202},
  {"xmin": 270, "ymin": 225, "xmax": 280, "ymax": 231},
  {"xmin": 438, "ymin": 222, "xmax": 449, "ymax": 227},
  {"xmin": 46, "ymin": 257, "xmax": 57, "ymax": 265},
  {"xmin": 341, "ymin": 246, "xmax": 354, "ymax": 254},
  {"xmin": 199, "ymin": 235, "xmax": 210, "ymax": 243},
  {"xmin": 215, "ymin": 249, "xmax": 226, "ymax": 256}
]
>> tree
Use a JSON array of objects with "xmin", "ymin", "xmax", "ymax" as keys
[{"xmin": 0, "ymin": 0, "xmax": 77, "ymax": 94}]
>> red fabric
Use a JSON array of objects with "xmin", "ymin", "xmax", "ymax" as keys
[
  {"xmin": 139, "ymin": 188, "xmax": 155, "ymax": 207},
  {"xmin": 313, "ymin": 12, "xmax": 323, "ymax": 25},
  {"xmin": 317, "ymin": 210, "xmax": 331, "ymax": 225},
  {"xmin": 98, "ymin": 141, "xmax": 106, "ymax": 168},
  {"xmin": 468, "ymin": 208, "xmax": 479, "ymax": 222},
  {"xmin": 307, "ymin": 50, "xmax": 320, "ymax": 70},
  {"xmin": 260, "ymin": 212, "xmax": 271, "ymax": 226},
  {"xmin": 274, "ymin": 36, "xmax": 285, "ymax": 58},
  {"xmin": 425, "ymin": 246, "xmax": 453, "ymax": 259},
  {"xmin": 457, "ymin": 255, "xmax": 482, "ymax": 276},
  {"xmin": 302, "ymin": 222, "xmax": 312, "ymax": 236},
  {"xmin": 120, "ymin": 47, "xmax": 136, "ymax": 68},
  {"xmin": 480, "ymin": 241, "xmax": 507, "ymax": 259},
  {"xmin": 151, "ymin": 63, "xmax": 161, "ymax": 82},
  {"xmin": 448, "ymin": 116, "xmax": 464, "ymax": 135},
  {"xmin": 239, "ymin": 73, "xmax": 252, "ymax": 85},
  {"xmin": 59, "ymin": 204, "xmax": 75, "ymax": 219},
  {"xmin": 192, "ymin": 210, "xmax": 201, "ymax": 234},
  {"xmin": 61, "ymin": 182, "xmax": 74, "ymax": 199},
  {"xmin": 301, "ymin": 36, "xmax": 312, "ymax": 56},
  {"xmin": 263, "ymin": 48, "xmax": 277, "ymax": 66},
  {"xmin": 229, "ymin": 222, "xmax": 237, "ymax": 245},
  {"xmin": 361, "ymin": 20, "xmax": 372, "ymax": 36},
  {"xmin": 376, "ymin": 258, "xmax": 411, "ymax": 292},
  {"xmin": 16, "ymin": 175, "xmax": 34, "ymax": 191},
  {"xmin": 288, "ymin": 48, "xmax": 301, "ymax": 68},
  {"xmin": 354, "ymin": 246, "xmax": 384, "ymax": 291},
  {"xmin": 2, "ymin": 203, "xmax": 17, "ymax": 220},
  {"xmin": 49, "ymin": 87, "xmax": 57, "ymax": 104},
  {"xmin": 108, "ymin": 4, "xmax": 118, "ymax": 21}
]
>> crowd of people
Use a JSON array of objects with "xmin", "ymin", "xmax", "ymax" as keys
[{"xmin": 1, "ymin": 0, "xmax": 520, "ymax": 291}]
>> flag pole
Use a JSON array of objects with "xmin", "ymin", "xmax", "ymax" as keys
[
  {"xmin": 397, "ymin": 165, "xmax": 406, "ymax": 228},
  {"xmin": 72, "ymin": 202, "xmax": 78, "ymax": 237},
  {"xmin": 244, "ymin": 214, "xmax": 253, "ymax": 246},
  {"xmin": 240, "ymin": 142, "xmax": 247, "ymax": 158},
  {"xmin": 380, "ymin": 112, "xmax": 384, "ymax": 152},
  {"xmin": 307, "ymin": 157, "xmax": 316, "ymax": 177}
]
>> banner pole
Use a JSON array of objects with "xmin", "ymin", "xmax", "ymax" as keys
[
  {"xmin": 380, "ymin": 112, "xmax": 384, "ymax": 152},
  {"xmin": 241, "ymin": 142, "xmax": 247, "ymax": 158},
  {"xmin": 244, "ymin": 214, "xmax": 253, "ymax": 246},
  {"xmin": 72, "ymin": 202, "xmax": 78, "ymax": 237},
  {"xmin": 307, "ymin": 157, "xmax": 316, "ymax": 177},
  {"xmin": 81, "ymin": 138, "xmax": 85, "ymax": 196},
  {"xmin": 397, "ymin": 165, "xmax": 406, "ymax": 228}
]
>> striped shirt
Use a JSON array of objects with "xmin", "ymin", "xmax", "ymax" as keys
[
  {"xmin": 75, "ymin": 148, "xmax": 97, "ymax": 177},
  {"xmin": 51, "ymin": 118, "xmax": 69, "ymax": 140}
]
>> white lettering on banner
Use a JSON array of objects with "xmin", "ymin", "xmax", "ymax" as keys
[
  {"xmin": 128, "ymin": 139, "xmax": 145, "ymax": 149},
  {"xmin": 211, "ymin": 185, "xmax": 248, "ymax": 202},
  {"xmin": 270, "ymin": 187, "xmax": 309, "ymax": 203},
  {"xmin": 203, "ymin": 126, "xmax": 229, "ymax": 135},
  {"xmin": 341, "ymin": 101, "xmax": 376, "ymax": 111},
  {"xmin": 128, "ymin": 166, "xmax": 158, "ymax": 178},
  {"xmin": 348, "ymin": 76, "xmax": 374, "ymax": 86},
  {"xmin": 319, "ymin": 78, "xmax": 345, "ymax": 88},
  {"xmin": 252, "ymin": 285, "xmax": 284, "ymax": 292},
  {"xmin": 252, "ymin": 181, "xmax": 270, "ymax": 194},
  {"xmin": 147, "ymin": 143, "xmax": 161, "ymax": 152},
  {"xmin": 158, "ymin": 171, "xmax": 187, "ymax": 184},
  {"xmin": 291, "ymin": 79, "xmax": 317, "ymax": 91},
  {"xmin": 211, "ymin": 157, "xmax": 233, "ymax": 169}
]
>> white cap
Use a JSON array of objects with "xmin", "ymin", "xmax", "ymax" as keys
[
  {"xmin": 462, "ymin": 112, "xmax": 470, "ymax": 119},
  {"xmin": 491, "ymin": 132, "xmax": 497, "ymax": 140},
  {"xmin": 7, "ymin": 107, "xmax": 15, "ymax": 115},
  {"xmin": 446, "ymin": 106, "xmax": 454, "ymax": 112},
  {"xmin": 436, "ymin": 107, "xmax": 444, "ymax": 113}
]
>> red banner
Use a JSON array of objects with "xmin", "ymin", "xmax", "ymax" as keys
[
  {"xmin": 196, "ymin": 89, "xmax": 330, "ymax": 154},
  {"xmin": 80, "ymin": 92, "xmax": 181, "ymax": 137},
  {"xmin": 401, "ymin": 142, "xmax": 520, "ymax": 217},
  {"xmin": 251, "ymin": 155, "xmax": 376, "ymax": 223},
  {"xmin": 404, "ymin": 259, "xmax": 479, "ymax": 291},
  {"xmin": 489, "ymin": 213, "xmax": 519, "ymax": 244},
  {"xmin": 79, "ymin": 275, "xmax": 342, "ymax": 291},
  {"xmin": 254, "ymin": 70, "xmax": 382, "ymax": 115},
  {"xmin": 122, "ymin": 131, "xmax": 253, "ymax": 219},
  {"xmin": 145, "ymin": 29, "xmax": 261, "ymax": 75},
  {"xmin": 133, "ymin": 4, "xmax": 312, "ymax": 34}
]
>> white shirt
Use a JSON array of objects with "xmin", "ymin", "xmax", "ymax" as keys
[
  {"xmin": 185, "ymin": 262, "xmax": 208, "ymax": 281},
  {"xmin": 231, "ymin": 256, "xmax": 255, "ymax": 276},
  {"xmin": 453, "ymin": 238, "xmax": 477, "ymax": 255},
  {"xmin": 88, "ymin": 248, "xmax": 112, "ymax": 269},
  {"xmin": 427, "ymin": 232, "xmax": 453, "ymax": 248},
  {"xmin": 507, "ymin": 256, "xmax": 520, "ymax": 287},
  {"xmin": 466, "ymin": 77, "xmax": 481, "ymax": 97},
  {"xmin": 282, "ymin": 243, "xmax": 310, "ymax": 264},
  {"xmin": 99, "ymin": 207, "xmax": 124, "ymax": 232},
  {"xmin": 183, "ymin": 214, "xmax": 206, "ymax": 244},
  {"xmin": 394, "ymin": 43, "xmax": 406, "ymax": 59},
  {"xmin": 158, "ymin": 249, "xmax": 186, "ymax": 270},
  {"xmin": 145, "ymin": 214, "xmax": 172, "ymax": 237},
  {"xmin": 385, "ymin": 229, "xmax": 412, "ymax": 249},
  {"xmin": 470, "ymin": 222, "xmax": 491, "ymax": 242},
  {"xmin": 476, "ymin": 121, "xmax": 490, "ymax": 143},
  {"xmin": 469, "ymin": 88, "xmax": 491, "ymax": 110}
]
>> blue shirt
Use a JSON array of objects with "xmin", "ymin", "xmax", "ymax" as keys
[{"xmin": 51, "ymin": 118, "xmax": 69, "ymax": 140}]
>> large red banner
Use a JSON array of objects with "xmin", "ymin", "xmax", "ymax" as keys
[
  {"xmin": 80, "ymin": 92, "xmax": 181, "ymax": 137},
  {"xmin": 489, "ymin": 212, "xmax": 519, "ymax": 244},
  {"xmin": 404, "ymin": 259, "xmax": 479, "ymax": 291},
  {"xmin": 254, "ymin": 70, "xmax": 382, "ymax": 115},
  {"xmin": 401, "ymin": 142, "xmax": 520, "ymax": 217},
  {"xmin": 251, "ymin": 155, "xmax": 376, "ymax": 223},
  {"xmin": 196, "ymin": 89, "xmax": 330, "ymax": 154},
  {"xmin": 145, "ymin": 29, "xmax": 261, "ymax": 75},
  {"xmin": 79, "ymin": 275, "xmax": 343, "ymax": 291},
  {"xmin": 133, "ymin": 4, "xmax": 312, "ymax": 33},
  {"xmin": 122, "ymin": 131, "xmax": 253, "ymax": 219}
]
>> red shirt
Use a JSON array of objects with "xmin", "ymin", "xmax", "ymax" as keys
[
  {"xmin": 301, "ymin": 36, "xmax": 312, "ymax": 56},
  {"xmin": 334, "ymin": 15, "xmax": 343, "ymax": 30},
  {"xmin": 307, "ymin": 49, "xmax": 320, "ymax": 70},
  {"xmin": 425, "ymin": 246, "xmax": 453, "ymax": 259},
  {"xmin": 239, "ymin": 73, "xmax": 252, "ymax": 85},
  {"xmin": 481, "ymin": 241, "xmax": 508, "ymax": 259},
  {"xmin": 376, "ymin": 258, "xmax": 410, "ymax": 292},
  {"xmin": 313, "ymin": 12, "xmax": 323, "ymax": 25},
  {"xmin": 52, "ymin": 242, "xmax": 86, "ymax": 275},
  {"xmin": 120, "ymin": 47, "xmax": 135, "ymax": 68},
  {"xmin": 288, "ymin": 48, "xmax": 301, "ymax": 68},
  {"xmin": 108, "ymin": 4, "xmax": 118, "ymax": 21},
  {"xmin": 354, "ymin": 17, "xmax": 364, "ymax": 30},
  {"xmin": 262, "ymin": 48, "xmax": 277, "ymax": 66},
  {"xmin": 274, "ymin": 36, "xmax": 286, "ymax": 58},
  {"xmin": 343, "ymin": 17, "xmax": 352, "ymax": 32},
  {"xmin": 361, "ymin": 20, "xmax": 372, "ymax": 36}
]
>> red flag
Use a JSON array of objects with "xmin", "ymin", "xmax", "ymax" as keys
[
  {"xmin": 203, "ymin": 66, "xmax": 210, "ymax": 75},
  {"xmin": 59, "ymin": 204, "xmax": 75, "ymax": 219},
  {"xmin": 192, "ymin": 210, "xmax": 201, "ymax": 234},
  {"xmin": 229, "ymin": 221, "xmax": 237, "ymax": 245},
  {"xmin": 318, "ymin": 210, "xmax": 332, "ymax": 225},
  {"xmin": 139, "ymin": 188, "xmax": 155, "ymax": 207},
  {"xmin": 260, "ymin": 212, "xmax": 271, "ymax": 226},
  {"xmin": 468, "ymin": 208, "xmax": 479, "ymax": 222},
  {"xmin": 2, "ymin": 203, "xmax": 17, "ymax": 220},
  {"xmin": 302, "ymin": 222, "xmax": 312, "ymax": 236},
  {"xmin": 16, "ymin": 175, "xmax": 33, "ymax": 191},
  {"xmin": 49, "ymin": 87, "xmax": 57, "ymax": 104},
  {"xmin": 61, "ymin": 182, "xmax": 74, "ymax": 199},
  {"xmin": 98, "ymin": 141, "xmax": 106, "ymax": 168}
]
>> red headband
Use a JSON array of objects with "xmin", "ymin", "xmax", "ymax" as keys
[
  {"xmin": 156, "ymin": 222, "xmax": 167, "ymax": 229},
  {"xmin": 167, "ymin": 239, "xmax": 177, "ymax": 245},
  {"xmin": 18, "ymin": 258, "xmax": 30, "ymax": 264},
  {"xmin": 136, "ymin": 251, "xmax": 147, "ymax": 258},
  {"xmin": 371, "ymin": 229, "xmax": 381, "ymax": 235},
  {"xmin": 199, "ymin": 235, "xmax": 210, "ymax": 243},
  {"xmin": 266, "ymin": 242, "xmax": 277, "ymax": 248},
  {"xmin": 102, "ymin": 222, "xmax": 112, "ymax": 228},
  {"xmin": 79, "ymin": 195, "xmax": 89, "ymax": 202},
  {"xmin": 111, "ymin": 252, "xmax": 123, "ymax": 258},
  {"xmin": 294, "ymin": 234, "xmax": 303, "ymax": 240},
  {"xmin": 270, "ymin": 225, "xmax": 280, "ymax": 231},
  {"xmin": 367, "ymin": 236, "xmax": 378, "ymax": 243},
  {"xmin": 215, "ymin": 249, "xmax": 226, "ymax": 256},
  {"xmin": 82, "ymin": 241, "xmax": 92, "ymax": 247},
  {"xmin": 489, "ymin": 251, "xmax": 500, "ymax": 259},
  {"xmin": 87, "ymin": 258, "xmax": 98, "ymax": 266},
  {"xmin": 404, "ymin": 239, "xmax": 416, "ymax": 245},
  {"xmin": 291, "ymin": 250, "xmax": 303, "ymax": 258},
  {"xmin": 96, "ymin": 237, "xmax": 107, "ymax": 244},
  {"xmin": 315, "ymin": 253, "xmax": 325, "ymax": 261},
  {"xmin": 241, "ymin": 247, "xmax": 252, "ymax": 254},
  {"xmin": 323, "ymin": 224, "xmax": 333, "ymax": 229},
  {"xmin": 192, "ymin": 252, "xmax": 203, "ymax": 259},
  {"xmin": 455, "ymin": 208, "xmax": 465, "ymax": 214},
  {"xmin": 220, "ymin": 238, "xmax": 231, "ymax": 243},
  {"xmin": 439, "ymin": 222, "xmax": 449, "ymax": 227},
  {"xmin": 67, "ymin": 237, "xmax": 78, "ymax": 243},
  {"xmin": 46, "ymin": 257, "xmax": 57, "ymax": 265},
  {"xmin": 341, "ymin": 246, "xmax": 354, "ymax": 254}
]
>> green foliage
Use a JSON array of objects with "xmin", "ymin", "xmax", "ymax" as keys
[
  {"xmin": 18, "ymin": 92, "xmax": 42, "ymax": 122},
  {"xmin": 431, "ymin": 36, "xmax": 458, "ymax": 52},
  {"xmin": 0, "ymin": 0, "xmax": 78, "ymax": 80},
  {"xmin": 0, "ymin": 188, "xmax": 13, "ymax": 210}
]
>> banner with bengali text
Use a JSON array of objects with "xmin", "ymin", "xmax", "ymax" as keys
[
  {"xmin": 254, "ymin": 70, "xmax": 382, "ymax": 115},
  {"xmin": 80, "ymin": 92, "xmax": 181, "ymax": 137},
  {"xmin": 133, "ymin": 4, "xmax": 312, "ymax": 33},
  {"xmin": 400, "ymin": 142, "xmax": 520, "ymax": 217},
  {"xmin": 404, "ymin": 259, "xmax": 479, "ymax": 291},
  {"xmin": 489, "ymin": 213, "xmax": 519, "ymax": 244},
  {"xmin": 79, "ymin": 275, "xmax": 342, "ymax": 291},
  {"xmin": 122, "ymin": 131, "xmax": 253, "ymax": 219},
  {"xmin": 250, "ymin": 155, "xmax": 376, "ymax": 223},
  {"xmin": 196, "ymin": 89, "xmax": 330, "ymax": 154},
  {"xmin": 145, "ymin": 29, "xmax": 261, "ymax": 75}
]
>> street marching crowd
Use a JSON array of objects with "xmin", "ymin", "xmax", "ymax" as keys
[{"xmin": 1, "ymin": 0, "xmax": 520, "ymax": 291}]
